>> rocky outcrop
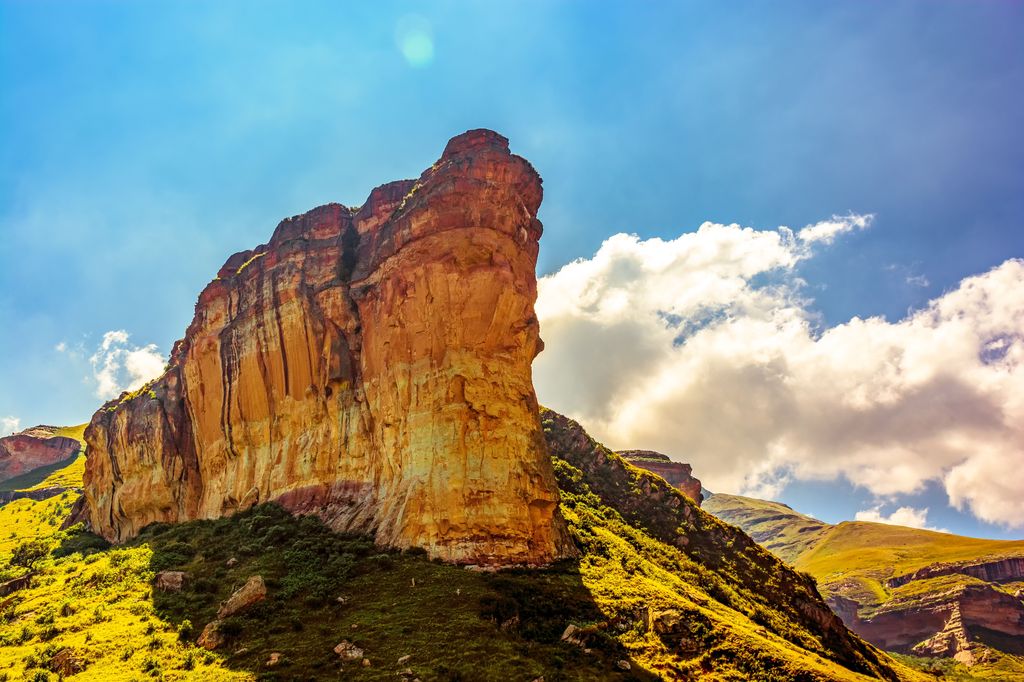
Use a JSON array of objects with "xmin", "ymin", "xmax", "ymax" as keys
[
  {"xmin": 887, "ymin": 556, "xmax": 1024, "ymax": 588},
  {"xmin": 217, "ymin": 575, "xmax": 267, "ymax": 618},
  {"xmin": 618, "ymin": 450, "xmax": 702, "ymax": 504},
  {"xmin": 0, "ymin": 574, "xmax": 32, "ymax": 597},
  {"xmin": 0, "ymin": 486, "xmax": 69, "ymax": 505},
  {"xmin": 82, "ymin": 130, "xmax": 572, "ymax": 566},
  {"xmin": 832, "ymin": 582, "xmax": 1024, "ymax": 664},
  {"xmin": 154, "ymin": 571, "xmax": 189, "ymax": 592},
  {"xmin": 0, "ymin": 426, "xmax": 80, "ymax": 484}
]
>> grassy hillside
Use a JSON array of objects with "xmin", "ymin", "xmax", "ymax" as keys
[
  {"xmin": 794, "ymin": 522, "xmax": 1024, "ymax": 611},
  {"xmin": 0, "ymin": 421, "xmax": 929, "ymax": 681},
  {"xmin": 705, "ymin": 492, "xmax": 1024, "ymax": 679},
  {"xmin": 702, "ymin": 494, "xmax": 830, "ymax": 564}
]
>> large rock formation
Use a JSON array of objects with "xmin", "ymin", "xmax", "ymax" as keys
[
  {"xmin": 83, "ymin": 129, "xmax": 572, "ymax": 566},
  {"xmin": 0, "ymin": 426, "xmax": 81, "ymax": 484},
  {"xmin": 617, "ymin": 449, "xmax": 702, "ymax": 504}
]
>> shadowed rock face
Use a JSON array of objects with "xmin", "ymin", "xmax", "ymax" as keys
[
  {"xmin": 617, "ymin": 450, "xmax": 703, "ymax": 505},
  {"xmin": 83, "ymin": 129, "xmax": 573, "ymax": 566},
  {"xmin": 0, "ymin": 426, "xmax": 81, "ymax": 484}
]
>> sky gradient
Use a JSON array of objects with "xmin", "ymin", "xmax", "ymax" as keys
[{"xmin": 2, "ymin": 2, "xmax": 1022, "ymax": 538}]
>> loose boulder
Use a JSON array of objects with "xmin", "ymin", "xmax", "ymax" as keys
[
  {"xmin": 334, "ymin": 640, "xmax": 364, "ymax": 661},
  {"xmin": 217, "ymin": 575, "xmax": 266, "ymax": 619},
  {"xmin": 154, "ymin": 571, "xmax": 188, "ymax": 592}
]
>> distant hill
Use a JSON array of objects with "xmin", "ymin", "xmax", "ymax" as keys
[
  {"xmin": 0, "ymin": 424, "xmax": 84, "ymax": 489},
  {"xmin": 705, "ymin": 493, "xmax": 1024, "ymax": 677},
  {"xmin": 701, "ymin": 493, "xmax": 830, "ymax": 564}
]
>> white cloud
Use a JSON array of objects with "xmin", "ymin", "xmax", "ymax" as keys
[
  {"xmin": 534, "ymin": 216, "xmax": 1024, "ymax": 529},
  {"xmin": 89, "ymin": 330, "xmax": 166, "ymax": 400},
  {"xmin": 55, "ymin": 341, "xmax": 67, "ymax": 353},
  {"xmin": 0, "ymin": 416, "xmax": 20, "ymax": 437},
  {"xmin": 855, "ymin": 505, "xmax": 947, "ymax": 532},
  {"xmin": 796, "ymin": 213, "xmax": 872, "ymax": 245}
]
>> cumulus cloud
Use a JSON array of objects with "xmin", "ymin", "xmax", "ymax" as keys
[
  {"xmin": 534, "ymin": 216, "xmax": 1024, "ymax": 528},
  {"xmin": 855, "ymin": 505, "xmax": 947, "ymax": 532},
  {"xmin": 89, "ymin": 330, "xmax": 166, "ymax": 400},
  {"xmin": 0, "ymin": 416, "xmax": 20, "ymax": 437}
]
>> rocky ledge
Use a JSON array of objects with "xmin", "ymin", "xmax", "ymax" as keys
[
  {"xmin": 83, "ymin": 129, "xmax": 573, "ymax": 566},
  {"xmin": 832, "ymin": 581, "xmax": 1024, "ymax": 666},
  {"xmin": 617, "ymin": 450, "xmax": 703, "ymax": 504},
  {"xmin": 0, "ymin": 426, "xmax": 81, "ymax": 484}
]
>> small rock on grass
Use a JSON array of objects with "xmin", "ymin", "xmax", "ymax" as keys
[{"xmin": 334, "ymin": 640, "xmax": 364, "ymax": 661}]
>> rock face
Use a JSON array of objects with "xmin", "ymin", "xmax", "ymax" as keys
[
  {"xmin": 833, "ymin": 583, "xmax": 1024, "ymax": 665},
  {"xmin": 886, "ymin": 556, "xmax": 1024, "ymax": 588},
  {"xmin": 617, "ymin": 450, "xmax": 702, "ymax": 504},
  {"xmin": 82, "ymin": 129, "xmax": 571, "ymax": 566},
  {"xmin": 0, "ymin": 426, "xmax": 81, "ymax": 484}
]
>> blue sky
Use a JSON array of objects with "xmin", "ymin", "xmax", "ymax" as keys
[{"xmin": 2, "ymin": 1, "xmax": 1022, "ymax": 538}]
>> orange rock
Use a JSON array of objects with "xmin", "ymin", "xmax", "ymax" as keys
[
  {"xmin": 617, "ymin": 450, "xmax": 703, "ymax": 505},
  {"xmin": 0, "ymin": 426, "xmax": 80, "ymax": 484},
  {"xmin": 82, "ymin": 129, "xmax": 572, "ymax": 566}
]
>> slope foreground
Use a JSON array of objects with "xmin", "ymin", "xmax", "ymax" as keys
[
  {"xmin": 0, "ymin": 419, "xmax": 930, "ymax": 681},
  {"xmin": 706, "ymin": 493, "xmax": 1024, "ymax": 678}
]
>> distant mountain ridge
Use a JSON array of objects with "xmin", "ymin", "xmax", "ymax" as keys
[
  {"xmin": 704, "ymin": 492, "xmax": 1024, "ymax": 673},
  {"xmin": 0, "ymin": 424, "xmax": 82, "ymax": 486}
]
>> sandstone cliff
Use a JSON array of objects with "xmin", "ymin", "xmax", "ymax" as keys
[
  {"xmin": 83, "ymin": 129, "xmax": 572, "ymax": 565},
  {"xmin": 0, "ymin": 426, "xmax": 81, "ymax": 484},
  {"xmin": 618, "ymin": 449, "xmax": 702, "ymax": 504}
]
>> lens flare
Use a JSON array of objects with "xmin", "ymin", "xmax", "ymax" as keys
[{"xmin": 395, "ymin": 15, "xmax": 434, "ymax": 68}]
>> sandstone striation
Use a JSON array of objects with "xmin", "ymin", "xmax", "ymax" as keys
[
  {"xmin": 83, "ymin": 129, "xmax": 572, "ymax": 565},
  {"xmin": 617, "ymin": 449, "xmax": 702, "ymax": 504},
  {"xmin": 832, "ymin": 582, "xmax": 1024, "ymax": 665},
  {"xmin": 0, "ymin": 426, "xmax": 81, "ymax": 484}
]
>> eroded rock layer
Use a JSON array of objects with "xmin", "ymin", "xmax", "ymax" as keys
[
  {"xmin": 83, "ymin": 129, "xmax": 572, "ymax": 565},
  {"xmin": 0, "ymin": 426, "xmax": 81, "ymax": 484},
  {"xmin": 618, "ymin": 449, "xmax": 703, "ymax": 504}
]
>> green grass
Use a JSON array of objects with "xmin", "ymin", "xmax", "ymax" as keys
[
  {"xmin": 702, "ymin": 494, "xmax": 831, "ymax": 564},
  {"xmin": 794, "ymin": 522, "xmax": 1024, "ymax": 611},
  {"xmin": 704, "ymin": 490, "xmax": 1024, "ymax": 675},
  {"xmin": 891, "ymin": 653, "xmax": 1024, "ymax": 681},
  {"xmin": 0, "ymin": 454, "xmax": 83, "ymax": 493},
  {"xmin": 0, "ymin": 420, "xmax": 933, "ymax": 681}
]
